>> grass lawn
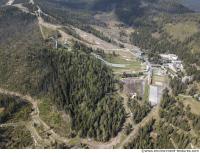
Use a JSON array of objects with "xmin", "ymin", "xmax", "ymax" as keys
[
  {"xmin": 164, "ymin": 22, "xmax": 199, "ymax": 42},
  {"xmin": 179, "ymin": 95, "xmax": 200, "ymax": 115},
  {"xmin": 38, "ymin": 98, "xmax": 71, "ymax": 137},
  {"xmin": 105, "ymin": 54, "xmax": 143, "ymax": 73}
]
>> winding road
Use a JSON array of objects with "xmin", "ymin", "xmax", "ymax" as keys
[
  {"xmin": 0, "ymin": 87, "xmax": 159, "ymax": 149},
  {"xmin": 0, "ymin": 88, "xmax": 70, "ymax": 148}
]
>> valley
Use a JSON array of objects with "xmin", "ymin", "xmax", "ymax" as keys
[{"xmin": 0, "ymin": 0, "xmax": 200, "ymax": 149}]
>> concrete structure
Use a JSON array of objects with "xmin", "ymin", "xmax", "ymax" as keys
[
  {"xmin": 122, "ymin": 78, "xmax": 145, "ymax": 97},
  {"xmin": 160, "ymin": 54, "xmax": 178, "ymax": 61},
  {"xmin": 149, "ymin": 85, "xmax": 163, "ymax": 106},
  {"xmin": 160, "ymin": 53, "xmax": 184, "ymax": 74}
]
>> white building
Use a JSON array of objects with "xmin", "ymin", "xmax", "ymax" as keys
[
  {"xmin": 149, "ymin": 85, "xmax": 163, "ymax": 106},
  {"xmin": 160, "ymin": 53, "xmax": 184, "ymax": 73},
  {"xmin": 160, "ymin": 54, "xmax": 178, "ymax": 61}
]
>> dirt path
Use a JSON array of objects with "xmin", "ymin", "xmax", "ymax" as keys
[
  {"xmin": 170, "ymin": 138, "xmax": 178, "ymax": 149},
  {"xmin": 0, "ymin": 4, "xmax": 152, "ymax": 149},
  {"xmin": 37, "ymin": 17, "xmax": 77, "ymax": 43},
  {"xmin": 0, "ymin": 121, "xmax": 41, "ymax": 147},
  {"xmin": 13, "ymin": 3, "xmax": 35, "ymax": 15},
  {"xmin": 0, "ymin": 87, "xmax": 137, "ymax": 149},
  {"xmin": 0, "ymin": 88, "xmax": 70, "ymax": 148},
  {"xmin": 118, "ymin": 105, "xmax": 159, "ymax": 148}
]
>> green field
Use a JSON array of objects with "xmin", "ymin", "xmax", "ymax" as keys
[{"xmin": 105, "ymin": 54, "xmax": 143, "ymax": 73}]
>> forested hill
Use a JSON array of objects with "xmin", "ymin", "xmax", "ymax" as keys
[
  {"xmin": 0, "ymin": 6, "xmax": 125, "ymax": 142},
  {"xmin": 114, "ymin": 0, "xmax": 193, "ymax": 25},
  {"xmin": 34, "ymin": 0, "xmax": 193, "ymax": 27},
  {"xmin": 180, "ymin": 0, "xmax": 200, "ymax": 12}
]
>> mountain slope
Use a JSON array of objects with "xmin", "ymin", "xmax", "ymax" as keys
[{"xmin": 0, "ymin": 5, "xmax": 125, "ymax": 142}]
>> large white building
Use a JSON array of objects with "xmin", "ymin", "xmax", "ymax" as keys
[
  {"xmin": 149, "ymin": 85, "xmax": 163, "ymax": 106},
  {"xmin": 160, "ymin": 54, "xmax": 178, "ymax": 61}
]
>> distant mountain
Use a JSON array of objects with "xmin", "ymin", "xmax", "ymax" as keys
[
  {"xmin": 34, "ymin": 0, "xmax": 193, "ymax": 27},
  {"xmin": 179, "ymin": 0, "xmax": 200, "ymax": 12}
]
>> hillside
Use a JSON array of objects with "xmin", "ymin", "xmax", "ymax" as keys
[
  {"xmin": 1, "ymin": 0, "xmax": 200, "ymax": 149},
  {"xmin": 180, "ymin": 0, "xmax": 200, "ymax": 12},
  {"xmin": 0, "ymin": 5, "xmax": 125, "ymax": 144}
]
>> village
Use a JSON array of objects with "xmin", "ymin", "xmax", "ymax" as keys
[
  {"xmin": 129, "ymin": 47, "xmax": 200, "ymax": 106},
  {"xmin": 122, "ymin": 47, "xmax": 200, "ymax": 106}
]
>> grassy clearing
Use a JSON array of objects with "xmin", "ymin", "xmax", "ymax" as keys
[
  {"xmin": 41, "ymin": 25, "xmax": 58, "ymax": 39},
  {"xmin": 38, "ymin": 98, "xmax": 71, "ymax": 137},
  {"xmin": 164, "ymin": 22, "xmax": 199, "ymax": 41},
  {"xmin": 179, "ymin": 95, "xmax": 200, "ymax": 115},
  {"xmin": 105, "ymin": 54, "xmax": 142, "ymax": 73}
]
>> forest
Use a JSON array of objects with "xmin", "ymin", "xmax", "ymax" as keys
[
  {"xmin": 0, "ymin": 94, "xmax": 32, "ymax": 123},
  {"xmin": 27, "ymin": 47, "xmax": 125, "ymax": 141},
  {"xmin": 0, "ymin": 6, "xmax": 126, "ymax": 142},
  {"xmin": 123, "ymin": 89, "xmax": 200, "ymax": 149},
  {"xmin": 128, "ymin": 98, "xmax": 151, "ymax": 124}
]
